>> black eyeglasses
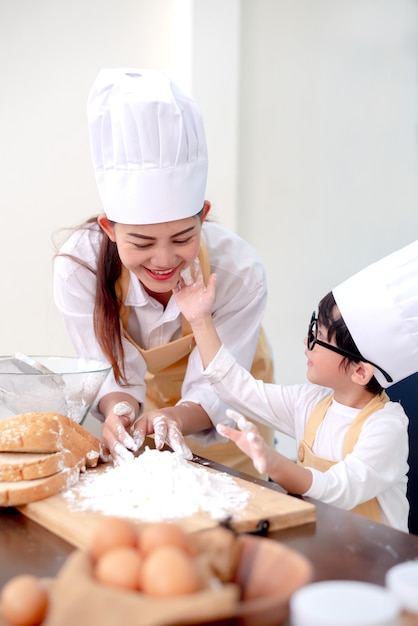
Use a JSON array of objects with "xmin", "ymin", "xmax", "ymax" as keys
[{"xmin": 307, "ymin": 311, "xmax": 393, "ymax": 383}]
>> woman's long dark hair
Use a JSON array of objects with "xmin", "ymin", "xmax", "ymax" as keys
[
  {"xmin": 94, "ymin": 229, "xmax": 126, "ymax": 383},
  {"xmin": 318, "ymin": 291, "xmax": 383, "ymax": 394},
  {"xmin": 55, "ymin": 217, "xmax": 127, "ymax": 384}
]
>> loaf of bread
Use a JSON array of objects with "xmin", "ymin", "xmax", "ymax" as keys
[
  {"xmin": 0, "ymin": 412, "xmax": 101, "ymax": 466},
  {"xmin": 0, "ymin": 412, "xmax": 103, "ymax": 506}
]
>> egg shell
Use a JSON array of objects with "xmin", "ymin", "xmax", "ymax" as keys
[
  {"xmin": 94, "ymin": 546, "xmax": 143, "ymax": 590},
  {"xmin": 0, "ymin": 575, "xmax": 48, "ymax": 626},
  {"xmin": 141, "ymin": 545, "xmax": 203, "ymax": 597},
  {"xmin": 139, "ymin": 522, "xmax": 196, "ymax": 558},
  {"xmin": 90, "ymin": 517, "xmax": 139, "ymax": 563}
]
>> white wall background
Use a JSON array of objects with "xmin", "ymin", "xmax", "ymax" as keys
[{"xmin": 1, "ymin": 0, "xmax": 417, "ymax": 449}]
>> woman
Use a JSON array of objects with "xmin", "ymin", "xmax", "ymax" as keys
[{"xmin": 54, "ymin": 68, "xmax": 274, "ymax": 475}]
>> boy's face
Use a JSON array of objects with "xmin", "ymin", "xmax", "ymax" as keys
[
  {"xmin": 304, "ymin": 313, "xmax": 352, "ymax": 390},
  {"xmin": 306, "ymin": 308, "xmax": 392, "ymax": 388}
]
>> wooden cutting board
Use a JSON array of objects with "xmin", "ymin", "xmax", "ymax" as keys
[{"xmin": 18, "ymin": 462, "xmax": 315, "ymax": 550}]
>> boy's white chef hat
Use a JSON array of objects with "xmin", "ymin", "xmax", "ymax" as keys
[
  {"xmin": 87, "ymin": 68, "xmax": 208, "ymax": 224},
  {"xmin": 332, "ymin": 240, "xmax": 418, "ymax": 388}
]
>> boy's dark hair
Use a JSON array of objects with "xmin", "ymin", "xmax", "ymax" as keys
[{"xmin": 318, "ymin": 291, "xmax": 384, "ymax": 394}]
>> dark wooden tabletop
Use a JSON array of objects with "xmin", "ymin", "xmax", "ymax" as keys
[
  {"xmin": 1, "ymin": 458, "xmax": 417, "ymax": 590},
  {"xmin": 271, "ymin": 497, "xmax": 418, "ymax": 585}
]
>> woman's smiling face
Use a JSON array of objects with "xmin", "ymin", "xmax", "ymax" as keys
[{"xmin": 98, "ymin": 203, "xmax": 210, "ymax": 303}]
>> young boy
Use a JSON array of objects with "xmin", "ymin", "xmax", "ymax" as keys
[{"xmin": 173, "ymin": 241, "xmax": 418, "ymax": 532}]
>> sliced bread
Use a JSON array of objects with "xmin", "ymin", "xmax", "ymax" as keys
[
  {"xmin": 0, "ymin": 449, "xmax": 82, "ymax": 482},
  {"xmin": 0, "ymin": 462, "xmax": 82, "ymax": 507}
]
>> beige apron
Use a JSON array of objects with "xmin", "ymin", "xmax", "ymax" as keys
[
  {"xmin": 297, "ymin": 392, "xmax": 389, "ymax": 522},
  {"xmin": 115, "ymin": 241, "xmax": 275, "ymax": 478}
]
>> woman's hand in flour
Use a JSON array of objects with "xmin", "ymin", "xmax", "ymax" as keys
[
  {"xmin": 216, "ymin": 409, "xmax": 273, "ymax": 475},
  {"xmin": 132, "ymin": 406, "xmax": 193, "ymax": 460},
  {"xmin": 173, "ymin": 258, "xmax": 216, "ymax": 325},
  {"xmin": 100, "ymin": 398, "xmax": 140, "ymax": 464}
]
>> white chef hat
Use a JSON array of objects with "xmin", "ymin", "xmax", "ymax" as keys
[
  {"xmin": 332, "ymin": 240, "xmax": 418, "ymax": 388},
  {"xmin": 87, "ymin": 68, "xmax": 208, "ymax": 224}
]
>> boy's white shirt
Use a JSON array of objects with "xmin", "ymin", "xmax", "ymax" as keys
[
  {"xmin": 203, "ymin": 344, "xmax": 409, "ymax": 532},
  {"xmin": 53, "ymin": 221, "xmax": 268, "ymax": 444}
]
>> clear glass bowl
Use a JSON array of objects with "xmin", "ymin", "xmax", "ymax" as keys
[{"xmin": 0, "ymin": 355, "xmax": 111, "ymax": 424}]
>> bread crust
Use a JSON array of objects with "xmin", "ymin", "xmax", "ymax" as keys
[
  {"xmin": 0, "ymin": 413, "xmax": 103, "ymax": 506},
  {"xmin": 0, "ymin": 449, "xmax": 81, "ymax": 481},
  {"xmin": 0, "ymin": 412, "xmax": 101, "ymax": 467},
  {"xmin": 0, "ymin": 463, "xmax": 83, "ymax": 506}
]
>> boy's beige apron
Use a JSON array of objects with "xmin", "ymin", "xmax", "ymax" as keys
[
  {"xmin": 116, "ymin": 241, "xmax": 274, "ymax": 478},
  {"xmin": 297, "ymin": 392, "xmax": 389, "ymax": 522}
]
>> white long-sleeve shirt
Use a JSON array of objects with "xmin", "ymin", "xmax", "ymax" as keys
[
  {"xmin": 203, "ymin": 344, "xmax": 409, "ymax": 532},
  {"xmin": 53, "ymin": 221, "xmax": 268, "ymax": 444}
]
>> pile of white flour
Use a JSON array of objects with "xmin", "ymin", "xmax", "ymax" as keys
[{"xmin": 63, "ymin": 448, "xmax": 250, "ymax": 522}]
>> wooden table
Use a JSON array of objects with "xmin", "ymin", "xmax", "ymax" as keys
[
  {"xmin": 1, "ymin": 459, "xmax": 418, "ymax": 626},
  {"xmin": 1, "ymin": 459, "xmax": 417, "ymax": 589}
]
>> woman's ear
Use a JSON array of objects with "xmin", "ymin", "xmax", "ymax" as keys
[
  {"xmin": 201, "ymin": 200, "xmax": 211, "ymax": 223},
  {"xmin": 350, "ymin": 362, "xmax": 375, "ymax": 386},
  {"xmin": 97, "ymin": 214, "xmax": 116, "ymax": 242}
]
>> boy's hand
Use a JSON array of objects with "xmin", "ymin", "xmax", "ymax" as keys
[
  {"xmin": 173, "ymin": 257, "xmax": 216, "ymax": 323},
  {"xmin": 216, "ymin": 409, "xmax": 270, "ymax": 475}
]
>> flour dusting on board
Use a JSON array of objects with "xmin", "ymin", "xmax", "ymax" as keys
[{"xmin": 63, "ymin": 448, "xmax": 250, "ymax": 521}]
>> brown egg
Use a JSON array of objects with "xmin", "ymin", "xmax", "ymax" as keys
[
  {"xmin": 141, "ymin": 545, "xmax": 203, "ymax": 596},
  {"xmin": 94, "ymin": 546, "xmax": 143, "ymax": 590},
  {"xmin": 139, "ymin": 522, "xmax": 195, "ymax": 558},
  {"xmin": 0, "ymin": 575, "xmax": 48, "ymax": 626},
  {"xmin": 90, "ymin": 516, "xmax": 139, "ymax": 563}
]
